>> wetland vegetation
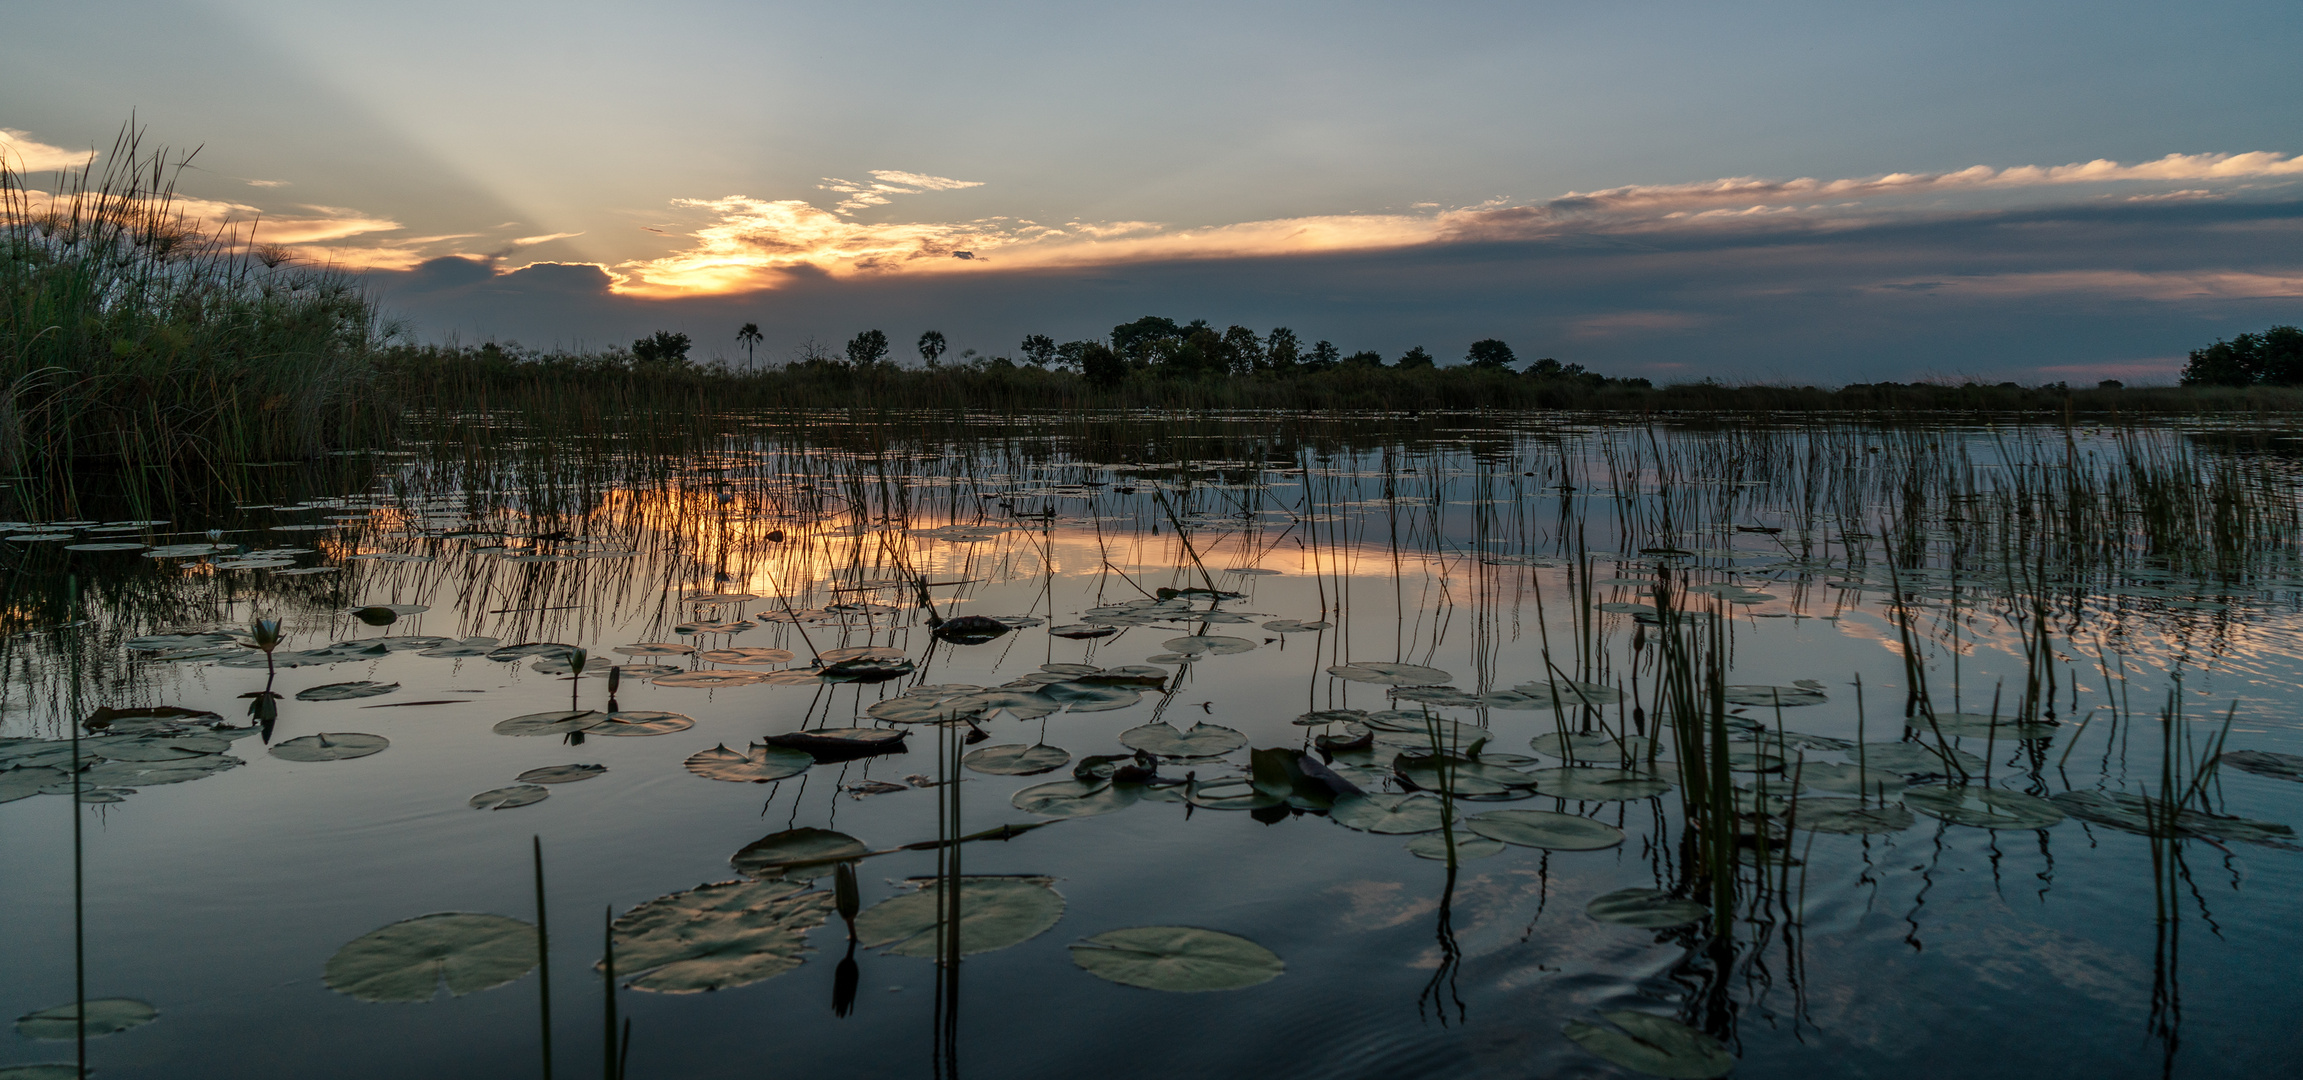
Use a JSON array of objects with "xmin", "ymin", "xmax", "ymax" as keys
[{"xmin": 8, "ymin": 132, "xmax": 2303, "ymax": 1080}]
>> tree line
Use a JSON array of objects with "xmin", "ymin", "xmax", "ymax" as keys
[{"xmin": 2180, "ymin": 325, "xmax": 2303, "ymax": 386}]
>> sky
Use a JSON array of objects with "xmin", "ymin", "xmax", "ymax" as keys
[{"xmin": 6, "ymin": 0, "xmax": 2302, "ymax": 383}]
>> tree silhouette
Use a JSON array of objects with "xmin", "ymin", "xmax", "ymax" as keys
[
  {"xmin": 1465, "ymin": 339, "xmax": 1516, "ymax": 370},
  {"xmin": 846, "ymin": 330, "xmax": 890, "ymax": 368},
  {"xmin": 1396, "ymin": 346, "xmax": 1435, "ymax": 369},
  {"xmin": 1019, "ymin": 334, "xmax": 1058, "ymax": 367},
  {"xmin": 1265, "ymin": 328, "xmax": 1302, "ymax": 370},
  {"xmin": 917, "ymin": 330, "xmax": 948, "ymax": 368},
  {"xmin": 631, "ymin": 331, "xmax": 693, "ymax": 370},
  {"xmin": 736, "ymin": 323, "xmax": 762, "ymax": 367}
]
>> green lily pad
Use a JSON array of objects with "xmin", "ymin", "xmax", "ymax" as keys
[
  {"xmin": 1904, "ymin": 786, "xmax": 2066, "ymax": 830},
  {"xmin": 615, "ymin": 642, "xmax": 695, "ymax": 656},
  {"xmin": 1069, "ymin": 926, "xmax": 1283, "ymax": 992},
  {"xmin": 589, "ymin": 710, "xmax": 694, "ymax": 736},
  {"xmin": 269, "ymin": 732, "xmax": 389, "ymax": 762},
  {"xmin": 697, "ymin": 647, "xmax": 797, "ymax": 665},
  {"xmin": 1405, "ymin": 832, "xmax": 1506, "ymax": 860},
  {"xmin": 731, "ymin": 827, "xmax": 868, "ymax": 878},
  {"xmin": 88, "ymin": 736, "xmax": 220, "ymax": 762},
  {"xmin": 1012, "ymin": 779, "xmax": 1140, "ymax": 818},
  {"xmin": 652, "ymin": 671, "xmax": 767, "ymax": 688},
  {"xmin": 0, "ymin": 768, "xmax": 67, "ymax": 803},
  {"xmin": 1794, "ymin": 762, "xmax": 1906, "ymax": 797},
  {"xmin": 13, "ymin": 997, "xmax": 158, "ymax": 1040},
  {"xmin": 1329, "ymin": 792, "xmax": 1448, "ymax": 834},
  {"xmin": 323, "ymin": 912, "xmax": 538, "ymax": 1002},
  {"xmin": 1908, "ymin": 712, "xmax": 2059, "ymax": 740},
  {"xmin": 963, "ymin": 743, "xmax": 1071, "ymax": 776},
  {"xmin": 1183, "ymin": 775, "xmax": 1282, "ymax": 810},
  {"xmin": 1562, "ymin": 1010, "xmax": 1735, "ymax": 1078},
  {"xmin": 2219, "ymin": 749, "xmax": 2303, "ymax": 782},
  {"xmin": 469, "ymin": 784, "xmax": 549, "ymax": 810},
  {"xmin": 2050, "ymin": 789, "xmax": 2294, "ymax": 844},
  {"xmin": 1794, "ymin": 800, "xmax": 1917, "ymax": 834},
  {"xmin": 1586, "ymin": 888, "xmax": 1711, "ymax": 928},
  {"xmin": 0, "ymin": 1064, "xmax": 86, "ymax": 1078},
  {"xmin": 1039, "ymin": 682, "xmax": 1142, "ymax": 712},
  {"xmin": 1721, "ymin": 684, "xmax": 1827, "ymax": 707},
  {"xmin": 296, "ymin": 681, "xmax": 400, "ymax": 702},
  {"xmin": 1121, "ymin": 723, "xmax": 1247, "ymax": 758},
  {"xmin": 517, "ymin": 763, "xmax": 607, "ymax": 784},
  {"xmin": 1466, "ymin": 808, "xmax": 1625, "ymax": 850},
  {"xmin": 493, "ymin": 710, "xmax": 604, "ymax": 737},
  {"xmin": 1531, "ymin": 767, "xmax": 1673, "ymax": 800},
  {"xmin": 1163, "ymin": 634, "xmax": 1257, "ymax": 656},
  {"xmin": 1855, "ymin": 742, "xmax": 1985, "ymax": 774},
  {"xmin": 1327, "ymin": 661, "xmax": 1453, "ymax": 686},
  {"xmin": 1511, "ymin": 679, "xmax": 1623, "ymax": 706},
  {"xmin": 608, "ymin": 878, "xmax": 833, "ymax": 993},
  {"xmin": 856, "ymin": 876, "xmax": 1067, "ymax": 957},
  {"xmin": 946, "ymin": 690, "xmax": 1062, "ymax": 720},
  {"xmin": 1395, "ymin": 754, "xmax": 1535, "ymax": 796},
  {"xmin": 684, "ymin": 743, "xmax": 812, "ymax": 784}
]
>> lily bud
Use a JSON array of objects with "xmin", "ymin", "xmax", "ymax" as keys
[
  {"xmin": 249, "ymin": 617, "xmax": 282, "ymax": 653},
  {"xmin": 566, "ymin": 646, "xmax": 588, "ymax": 677}
]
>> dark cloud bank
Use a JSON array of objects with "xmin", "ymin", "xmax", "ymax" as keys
[{"xmin": 369, "ymin": 199, "xmax": 2303, "ymax": 386}]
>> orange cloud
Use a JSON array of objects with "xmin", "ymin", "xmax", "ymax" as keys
[{"xmin": 0, "ymin": 129, "xmax": 92, "ymax": 173}]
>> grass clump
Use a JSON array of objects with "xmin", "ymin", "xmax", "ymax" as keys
[{"xmin": 1, "ymin": 127, "xmax": 391, "ymax": 515}]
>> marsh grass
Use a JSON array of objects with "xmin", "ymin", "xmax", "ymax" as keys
[{"xmin": 1, "ymin": 126, "xmax": 392, "ymax": 518}]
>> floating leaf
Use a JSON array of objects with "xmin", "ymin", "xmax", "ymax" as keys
[
  {"xmin": 269, "ymin": 732, "xmax": 389, "ymax": 762},
  {"xmin": 686, "ymin": 743, "xmax": 812, "ymax": 783},
  {"xmin": 963, "ymin": 743, "xmax": 1071, "ymax": 776},
  {"xmin": 296, "ymin": 681, "xmax": 400, "ymax": 702},
  {"xmin": 764, "ymin": 727, "xmax": 906, "ymax": 759},
  {"xmin": 1327, "ymin": 661, "xmax": 1452, "ymax": 686},
  {"xmin": 867, "ymin": 695, "xmax": 985, "ymax": 724},
  {"xmin": 1721, "ymin": 684, "xmax": 1827, "ymax": 707},
  {"xmin": 697, "ymin": 647, "xmax": 796, "ymax": 665},
  {"xmin": 1395, "ymin": 754, "xmax": 1535, "ymax": 796},
  {"xmin": 1162, "ymin": 634, "xmax": 1256, "ymax": 656},
  {"xmin": 1261, "ymin": 619, "xmax": 1331, "ymax": 632},
  {"xmin": 1908, "ymin": 712, "xmax": 2058, "ymax": 740},
  {"xmin": 0, "ymin": 768, "xmax": 66, "ymax": 803},
  {"xmin": 493, "ymin": 710, "xmax": 604, "ymax": 737},
  {"xmin": 1562, "ymin": 1011, "xmax": 1735, "ymax": 1078},
  {"xmin": 820, "ymin": 645, "xmax": 905, "ymax": 662},
  {"xmin": 1012, "ymin": 779, "xmax": 1139, "ymax": 818},
  {"xmin": 1183, "ymin": 775, "xmax": 1282, "ymax": 810},
  {"xmin": 469, "ymin": 784, "xmax": 549, "ymax": 810},
  {"xmin": 856, "ymin": 876, "xmax": 1066, "ymax": 957},
  {"xmin": 1587, "ymin": 888, "xmax": 1711, "ymax": 928},
  {"xmin": 14, "ymin": 998, "xmax": 159, "ymax": 1040},
  {"xmin": 485, "ymin": 643, "xmax": 578, "ymax": 662},
  {"xmin": 1793, "ymin": 800, "xmax": 1916, "ymax": 835},
  {"xmin": 323, "ymin": 912, "xmax": 537, "ymax": 1002},
  {"xmin": 517, "ymin": 763, "xmax": 607, "ymax": 784},
  {"xmin": 1466, "ymin": 808, "xmax": 1625, "ymax": 850},
  {"xmin": 607, "ymin": 878, "xmax": 833, "ymax": 993},
  {"xmin": 1038, "ymin": 682, "xmax": 1142, "ymax": 712},
  {"xmin": 590, "ymin": 710, "xmax": 695, "ymax": 736},
  {"xmin": 1329, "ymin": 792, "xmax": 1448, "ymax": 834},
  {"xmin": 2050, "ymin": 789, "xmax": 2293, "ymax": 844},
  {"xmin": 651, "ymin": 670, "xmax": 766, "ymax": 688},
  {"xmin": 1903, "ymin": 786, "xmax": 2066, "ymax": 830},
  {"xmin": 1069, "ymin": 926, "xmax": 1283, "ymax": 992},
  {"xmin": 2219, "ymin": 749, "xmax": 2303, "ymax": 783},
  {"xmin": 89, "ymin": 736, "xmax": 221, "ymax": 762},
  {"xmin": 1530, "ymin": 767, "xmax": 1672, "ymax": 801},
  {"xmin": 1120, "ymin": 722, "xmax": 1247, "ymax": 759},
  {"xmin": 1049, "ymin": 624, "xmax": 1119, "ymax": 639},
  {"xmin": 1392, "ymin": 686, "xmax": 1484, "ymax": 707},
  {"xmin": 351, "ymin": 606, "xmax": 402, "ymax": 627},
  {"xmin": 819, "ymin": 658, "xmax": 916, "ymax": 683},
  {"xmin": 1794, "ymin": 762, "xmax": 1906, "ymax": 797},
  {"xmin": 731, "ymin": 827, "xmax": 868, "ymax": 878},
  {"xmin": 1855, "ymin": 742, "xmax": 1984, "ymax": 774},
  {"xmin": 946, "ymin": 690, "xmax": 1062, "ymax": 720},
  {"xmin": 1406, "ymin": 832, "xmax": 1506, "ymax": 861},
  {"xmin": 1510, "ymin": 679, "xmax": 1623, "ymax": 706}
]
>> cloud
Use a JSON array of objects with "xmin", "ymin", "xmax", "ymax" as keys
[
  {"xmin": 246, "ymin": 179, "xmax": 291, "ymax": 188},
  {"xmin": 1570, "ymin": 311, "xmax": 1708, "ymax": 337},
  {"xmin": 0, "ymin": 128, "xmax": 91, "ymax": 172},
  {"xmin": 868, "ymin": 170, "xmax": 984, "ymax": 192},
  {"xmin": 1868, "ymin": 269, "xmax": 2303, "ymax": 301},
  {"xmin": 510, "ymin": 231, "xmax": 583, "ymax": 246}
]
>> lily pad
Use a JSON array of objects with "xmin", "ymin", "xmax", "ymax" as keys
[
  {"xmin": 1531, "ymin": 767, "xmax": 1673, "ymax": 801},
  {"xmin": 946, "ymin": 690, "xmax": 1062, "ymax": 720},
  {"xmin": 1909, "ymin": 712, "xmax": 2059, "ymax": 740},
  {"xmin": 1794, "ymin": 800, "xmax": 1916, "ymax": 835},
  {"xmin": 685, "ymin": 743, "xmax": 813, "ymax": 783},
  {"xmin": 1120, "ymin": 723, "xmax": 1247, "ymax": 759},
  {"xmin": 323, "ymin": 912, "xmax": 538, "ymax": 1002},
  {"xmin": 469, "ymin": 784, "xmax": 550, "ymax": 810},
  {"xmin": 697, "ymin": 647, "xmax": 796, "ymax": 665},
  {"xmin": 486, "ymin": 643, "xmax": 579, "ymax": 662},
  {"xmin": 2050, "ymin": 789, "xmax": 2294, "ymax": 844},
  {"xmin": 1562, "ymin": 1010, "xmax": 1735, "ymax": 1078},
  {"xmin": 13, "ymin": 998, "xmax": 159, "ymax": 1040},
  {"xmin": 1405, "ymin": 832, "xmax": 1507, "ymax": 861},
  {"xmin": 1722, "ymin": 684, "xmax": 1828, "ymax": 707},
  {"xmin": 1511, "ymin": 679, "xmax": 1624, "ymax": 706},
  {"xmin": 1162, "ymin": 634, "xmax": 1257, "ymax": 656},
  {"xmin": 1795, "ymin": 762, "xmax": 1906, "ymax": 797},
  {"xmin": 590, "ymin": 711, "xmax": 695, "ymax": 736},
  {"xmin": 1395, "ymin": 754, "xmax": 1536, "ymax": 796},
  {"xmin": 1587, "ymin": 888, "xmax": 1711, "ymax": 928},
  {"xmin": 2219, "ymin": 749, "xmax": 2303, "ymax": 782},
  {"xmin": 963, "ymin": 743, "xmax": 1071, "ymax": 776},
  {"xmin": 1039, "ymin": 682, "xmax": 1143, "ymax": 712},
  {"xmin": 493, "ymin": 710, "xmax": 604, "ymax": 737},
  {"xmin": 1466, "ymin": 808, "xmax": 1625, "ymax": 850},
  {"xmin": 1069, "ymin": 926, "xmax": 1283, "ymax": 992},
  {"xmin": 614, "ymin": 642, "xmax": 695, "ymax": 656},
  {"xmin": 517, "ymin": 763, "xmax": 608, "ymax": 784},
  {"xmin": 1329, "ymin": 792, "xmax": 1448, "ymax": 834},
  {"xmin": 269, "ymin": 732, "xmax": 389, "ymax": 762},
  {"xmin": 608, "ymin": 878, "xmax": 833, "ymax": 993},
  {"xmin": 1328, "ymin": 661, "xmax": 1453, "ymax": 686},
  {"xmin": 764, "ymin": 727, "xmax": 906, "ymax": 759},
  {"xmin": 1012, "ymin": 779, "xmax": 1139, "ymax": 818},
  {"xmin": 731, "ymin": 827, "xmax": 869, "ymax": 878},
  {"xmin": 856, "ymin": 876, "xmax": 1067, "ymax": 957},
  {"xmin": 1904, "ymin": 786, "xmax": 2066, "ymax": 830},
  {"xmin": 1855, "ymin": 742, "xmax": 1985, "ymax": 774},
  {"xmin": 652, "ymin": 671, "xmax": 767, "ymax": 688},
  {"xmin": 296, "ymin": 681, "xmax": 400, "ymax": 702}
]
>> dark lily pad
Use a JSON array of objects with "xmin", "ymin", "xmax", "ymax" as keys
[
  {"xmin": 494, "ymin": 710, "xmax": 605, "ymax": 737},
  {"xmin": 764, "ymin": 727, "xmax": 907, "ymax": 760},
  {"xmin": 608, "ymin": 878, "xmax": 833, "ymax": 993},
  {"xmin": 685, "ymin": 743, "xmax": 812, "ymax": 783},
  {"xmin": 323, "ymin": 912, "xmax": 537, "ymax": 1002},
  {"xmin": 1012, "ymin": 779, "xmax": 1139, "ymax": 818},
  {"xmin": 269, "ymin": 732, "xmax": 389, "ymax": 761},
  {"xmin": 1069, "ymin": 926, "xmax": 1283, "ymax": 992},
  {"xmin": 856, "ymin": 876, "xmax": 1066, "ymax": 957},
  {"xmin": 731, "ymin": 828, "xmax": 869, "ymax": 878},
  {"xmin": 963, "ymin": 743, "xmax": 1071, "ymax": 776},
  {"xmin": 1120, "ymin": 723, "xmax": 1247, "ymax": 759},
  {"xmin": 1562, "ymin": 1011, "xmax": 1735, "ymax": 1078},
  {"xmin": 1793, "ymin": 800, "xmax": 1917, "ymax": 834},
  {"xmin": 1328, "ymin": 661, "xmax": 1452, "ymax": 686},
  {"xmin": 2219, "ymin": 749, "xmax": 2303, "ymax": 782},
  {"xmin": 2050, "ymin": 789, "xmax": 2294, "ymax": 844},
  {"xmin": 1329, "ymin": 792, "xmax": 1448, "ymax": 834},
  {"xmin": 589, "ymin": 710, "xmax": 695, "ymax": 736},
  {"xmin": 1904, "ymin": 786, "xmax": 2065, "ymax": 830},
  {"xmin": 469, "ymin": 784, "xmax": 549, "ymax": 810},
  {"xmin": 296, "ymin": 681, "xmax": 399, "ymax": 702},
  {"xmin": 517, "ymin": 763, "xmax": 608, "ymax": 784},
  {"xmin": 1466, "ymin": 808, "xmax": 1625, "ymax": 850},
  {"xmin": 13, "ymin": 998, "xmax": 158, "ymax": 1040}
]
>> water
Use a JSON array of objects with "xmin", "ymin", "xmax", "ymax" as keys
[{"xmin": 4, "ymin": 414, "xmax": 2302, "ymax": 1079}]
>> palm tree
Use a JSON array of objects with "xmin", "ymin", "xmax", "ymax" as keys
[
  {"xmin": 737, "ymin": 323, "xmax": 762, "ymax": 368},
  {"xmin": 917, "ymin": 330, "xmax": 947, "ymax": 368}
]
